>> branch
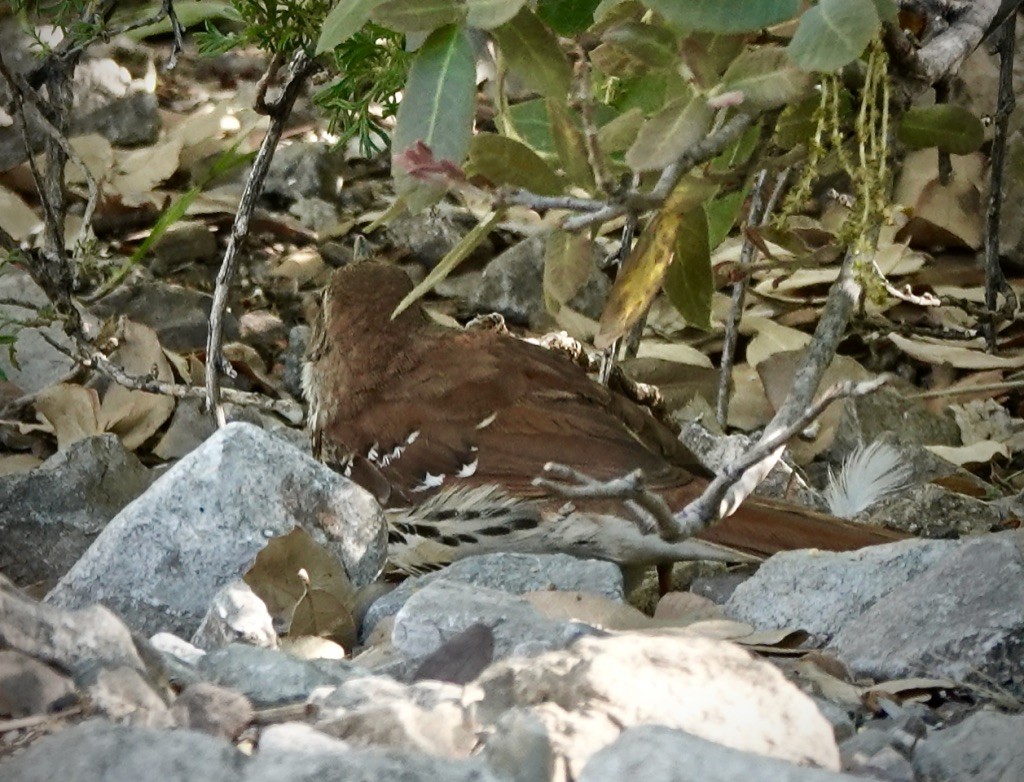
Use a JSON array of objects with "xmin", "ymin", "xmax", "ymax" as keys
[
  {"xmin": 205, "ymin": 50, "xmax": 318, "ymax": 425},
  {"xmin": 897, "ymin": 0, "xmax": 1004, "ymax": 84}
]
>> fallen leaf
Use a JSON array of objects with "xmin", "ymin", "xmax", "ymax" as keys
[
  {"xmin": 34, "ymin": 383, "xmax": 103, "ymax": 451},
  {"xmin": 888, "ymin": 333, "xmax": 1024, "ymax": 370}
]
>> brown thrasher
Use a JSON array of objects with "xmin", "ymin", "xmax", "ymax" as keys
[{"xmin": 303, "ymin": 261, "xmax": 902, "ymax": 577}]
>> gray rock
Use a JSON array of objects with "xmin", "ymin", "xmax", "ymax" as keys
[
  {"xmin": 246, "ymin": 747, "xmax": 501, "ymax": 782},
  {"xmin": 384, "ymin": 209, "xmax": 473, "ymax": 268},
  {"xmin": 151, "ymin": 220, "xmax": 219, "ymax": 275},
  {"xmin": 282, "ymin": 325, "xmax": 310, "ymax": 400},
  {"xmin": 391, "ymin": 580, "xmax": 598, "ymax": 666},
  {"xmin": 0, "ymin": 270, "xmax": 77, "ymax": 394},
  {"xmin": 483, "ymin": 709, "xmax": 556, "ymax": 782},
  {"xmin": 475, "ymin": 633, "xmax": 842, "ymax": 771},
  {"xmin": 74, "ymin": 663, "xmax": 173, "ymax": 727},
  {"xmin": 913, "ymin": 711, "xmax": 1024, "ymax": 782},
  {"xmin": 831, "ymin": 531, "xmax": 1024, "ymax": 693},
  {"xmin": 263, "ymin": 141, "xmax": 346, "ymax": 204},
  {"xmin": 471, "ymin": 235, "xmax": 610, "ymax": 328},
  {"xmin": 196, "ymin": 644, "xmax": 363, "ymax": 708},
  {"xmin": 726, "ymin": 538, "xmax": 955, "ymax": 641},
  {"xmin": 47, "ymin": 423, "xmax": 386, "ymax": 637},
  {"xmin": 256, "ymin": 722, "xmax": 351, "ymax": 755},
  {"xmin": 828, "ymin": 388, "xmax": 960, "ymax": 460},
  {"xmin": 0, "ymin": 434, "xmax": 153, "ymax": 586},
  {"xmin": 0, "ymin": 720, "xmax": 244, "ymax": 782},
  {"xmin": 311, "ymin": 676, "xmax": 476, "ymax": 755},
  {"xmin": 861, "ymin": 483, "xmax": 1004, "ymax": 537},
  {"xmin": 364, "ymin": 552, "xmax": 624, "ymax": 638},
  {"xmin": 580, "ymin": 725, "xmax": 861, "ymax": 782},
  {"xmin": 171, "ymin": 682, "xmax": 254, "ymax": 740},
  {"xmin": 1, "ymin": 578, "xmax": 147, "ymax": 674},
  {"xmin": 93, "ymin": 281, "xmax": 239, "ymax": 352},
  {"xmin": 191, "ymin": 581, "xmax": 278, "ymax": 651}
]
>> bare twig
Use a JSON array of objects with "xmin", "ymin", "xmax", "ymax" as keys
[
  {"xmin": 0, "ymin": 55, "xmax": 101, "ymax": 257},
  {"xmin": 205, "ymin": 50, "xmax": 317, "ymax": 425},
  {"xmin": 717, "ymin": 168, "xmax": 769, "ymax": 428},
  {"xmin": 561, "ymin": 113, "xmax": 756, "ymax": 232},
  {"xmin": 537, "ymin": 375, "xmax": 889, "ymax": 541},
  {"xmin": 982, "ymin": 11, "xmax": 1019, "ymax": 349},
  {"xmin": 904, "ymin": 0, "xmax": 1004, "ymax": 84}
]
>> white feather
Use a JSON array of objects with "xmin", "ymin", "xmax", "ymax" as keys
[{"xmin": 824, "ymin": 440, "xmax": 914, "ymax": 518}]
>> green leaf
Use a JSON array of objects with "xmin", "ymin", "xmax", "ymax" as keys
[
  {"xmin": 547, "ymin": 98, "xmax": 596, "ymax": 190},
  {"xmin": 507, "ymin": 99, "xmax": 557, "ymax": 155},
  {"xmin": 871, "ymin": 0, "xmax": 898, "ymax": 23},
  {"xmin": 711, "ymin": 122, "xmax": 761, "ymax": 171},
  {"xmin": 898, "ymin": 105, "xmax": 985, "ymax": 155},
  {"xmin": 788, "ymin": 0, "xmax": 879, "ymax": 72},
  {"xmin": 393, "ymin": 210, "xmax": 506, "ymax": 316},
  {"xmin": 715, "ymin": 46, "xmax": 812, "ymax": 110},
  {"xmin": 597, "ymin": 107, "xmax": 644, "ymax": 153},
  {"xmin": 372, "ymin": 0, "xmax": 465, "ymax": 31},
  {"xmin": 467, "ymin": 0, "xmax": 529, "ymax": 28},
  {"xmin": 544, "ymin": 230, "xmax": 597, "ymax": 310},
  {"xmin": 642, "ymin": 0, "xmax": 799, "ymax": 33},
  {"xmin": 393, "ymin": 25, "xmax": 476, "ymax": 168},
  {"xmin": 663, "ymin": 208, "xmax": 712, "ymax": 331},
  {"xmin": 705, "ymin": 190, "xmax": 745, "ymax": 249},
  {"xmin": 466, "ymin": 132, "xmax": 563, "ymax": 194},
  {"xmin": 609, "ymin": 73, "xmax": 668, "ymax": 115},
  {"xmin": 538, "ymin": 0, "xmax": 602, "ymax": 34},
  {"xmin": 601, "ymin": 21, "xmax": 677, "ymax": 69},
  {"xmin": 625, "ymin": 95, "xmax": 713, "ymax": 172},
  {"xmin": 492, "ymin": 7, "xmax": 572, "ymax": 99},
  {"xmin": 317, "ymin": 0, "xmax": 391, "ymax": 52}
]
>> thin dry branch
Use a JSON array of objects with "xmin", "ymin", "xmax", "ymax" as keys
[{"xmin": 205, "ymin": 49, "xmax": 317, "ymax": 425}]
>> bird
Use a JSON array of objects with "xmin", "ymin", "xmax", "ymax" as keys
[{"xmin": 303, "ymin": 260, "xmax": 904, "ymax": 580}]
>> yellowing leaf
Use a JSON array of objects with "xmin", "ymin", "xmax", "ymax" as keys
[{"xmin": 596, "ymin": 177, "xmax": 717, "ymax": 348}]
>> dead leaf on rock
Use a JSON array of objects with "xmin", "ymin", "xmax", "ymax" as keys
[
  {"xmin": 245, "ymin": 527, "xmax": 358, "ymax": 651},
  {"xmin": 0, "ymin": 453, "xmax": 44, "ymax": 476},
  {"xmin": 523, "ymin": 590, "xmax": 654, "ymax": 631},
  {"xmin": 653, "ymin": 591, "xmax": 726, "ymax": 625},
  {"xmin": 33, "ymin": 383, "xmax": 103, "ymax": 451},
  {"xmin": 0, "ymin": 186, "xmax": 41, "ymax": 241},
  {"xmin": 98, "ymin": 319, "xmax": 175, "ymax": 450}
]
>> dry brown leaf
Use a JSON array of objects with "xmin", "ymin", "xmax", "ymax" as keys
[
  {"xmin": 34, "ymin": 383, "xmax": 103, "ymax": 451},
  {"xmin": 98, "ymin": 320, "xmax": 175, "ymax": 450},
  {"xmin": 894, "ymin": 150, "xmax": 985, "ymax": 249},
  {"xmin": 727, "ymin": 364, "xmax": 774, "ymax": 431},
  {"xmin": 925, "ymin": 441, "xmax": 1008, "ymax": 466},
  {"xmin": 634, "ymin": 339, "xmax": 712, "ymax": 367},
  {"xmin": 244, "ymin": 527, "xmax": 357, "ymax": 640},
  {"xmin": 0, "ymin": 186, "xmax": 40, "ymax": 240},
  {"xmin": 742, "ymin": 316, "xmax": 812, "ymax": 368},
  {"xmin": 653, "ymin": 591, "xmax": 726, "ymax": 624},
  {"xmin": 888, "ymin": 333, "xmax": 1024, "ymax": 370},
  {"xmin": 757, "ymin": 351, "xmax": 872, "ymax": 462},
  {"xmin": 522, "ymin": 590, "xmax": 654, "ymax": 631},
  {"xmin": 0, "ymin": 453, "xmax": 44, "ymax": 476},
  {"xmin": 112, "ymin": 138, "xmax": 184, "ymax": 205}
]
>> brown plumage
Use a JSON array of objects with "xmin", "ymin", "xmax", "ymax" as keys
[{"xmin": 303, "ymin": 261, "xmax": 903, "ymax": 576}]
